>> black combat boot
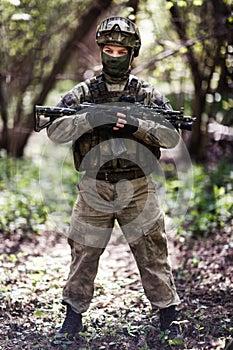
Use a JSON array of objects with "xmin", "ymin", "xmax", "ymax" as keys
[
  {"xmin": 58, "ymin": 304, "xmax": 83, "ymax": 340},
  {"xmin": 159, "ymin": 305, "xmax": 181, "ymax": 339}
]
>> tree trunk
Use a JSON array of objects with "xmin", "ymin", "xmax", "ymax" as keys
[
  {"xmin": 35, "ymin": 0, "xmax": 112, "ymax": 105},
  {"xmin": 7, "ymin": 128, "xmax": 31, "ymax": 158},
  {"xmin": 0, "ymin": 74, "xmax": 8, "ymax": 150},
  {"xmin": 189, "ymin": 87, "xmax": 206, "ymax": 161},
  {"xmin": 4, "ymin": 0, "xmax": 113, "ymax": 158}
]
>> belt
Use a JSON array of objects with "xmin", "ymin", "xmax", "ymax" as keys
[{"xmin": 87, "ymin": 168, "xmax": 146, "ymax": 183}]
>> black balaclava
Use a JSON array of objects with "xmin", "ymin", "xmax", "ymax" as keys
[{"xmin": 101, "ymin": 47, "xmax": 133, "ymax": 83}]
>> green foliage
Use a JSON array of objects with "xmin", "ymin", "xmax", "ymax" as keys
[
  {"xmin": 160, "ymin": 157, "xmax": 232, "ymax": 239},
  {"xmin": 176, "ymin": 160, "xmax": 233, "ymax": 238},
  {"xmin": 1, "ymin": 0, "xmax": 88, "ymax": 65},
  {"xmin": 0, "ymin": 147, "xmax": 78, "ymax": 235},
  {"xmin": 136, "ymin": 0, "xmax": 188, "ymax": 93},
  {"xmin": 137, "ymin": 0, "xmax": 232, "ymax": 131},
  {"xmin": 0, "ymin": 0, "xmax": 93, "ymax": 119},
  {"xmin": 0, "ymin": 155, "xmax": 48, "ymax": 233},
  {"xmin": 37, "ymin": 143, "xmax": 78, "ymax": 228}
]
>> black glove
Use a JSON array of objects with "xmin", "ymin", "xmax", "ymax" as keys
[
  {"xmin": 87, "ymin": 108, "xmax": 118, "ymax": 129},
  {"xmin": 121, "ymin": 114, "xmax": 139, "ymax": 133},
  {"xmin": 87, "ymin": 105, "xmax": 139, "ymax": 133}
]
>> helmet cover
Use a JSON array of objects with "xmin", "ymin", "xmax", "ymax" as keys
[{"xmin": 96, "ymin": 16, "xmax": 141, "ymax": 57}]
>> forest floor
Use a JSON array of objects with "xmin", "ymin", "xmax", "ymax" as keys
[{"xmin": 0, "ymin": 222, "xmax": 232, "ymax": 350}]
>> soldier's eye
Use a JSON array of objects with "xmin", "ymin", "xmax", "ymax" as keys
[
  {"xmin": 119, "ymin": 50, "xmax": 128, "ymax": 56},
  {"xmin": 104, "ymin": 49, "xmax": 112, "ymax": 54}
]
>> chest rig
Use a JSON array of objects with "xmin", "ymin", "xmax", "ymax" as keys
[
  {"xmin": 72, "ymin": 74, "xmax": 160, "ymax": 173},
  {"xmin": 87, "ymin": 73, "xmax": 141, "ymax": 103}
]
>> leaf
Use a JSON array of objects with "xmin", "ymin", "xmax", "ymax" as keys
[{"xmin": 34, "ymin": 309, "xmax": 48, "ymax": 318}]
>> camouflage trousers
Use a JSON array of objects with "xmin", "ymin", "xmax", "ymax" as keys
[{"xmin": 62, "ymin": 174, "xmax": 180, "ymax": 313}]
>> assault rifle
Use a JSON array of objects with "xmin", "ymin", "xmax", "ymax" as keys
[{"xmin": 34, "ymin": 101, "xmax": 196, "ymax": 132}]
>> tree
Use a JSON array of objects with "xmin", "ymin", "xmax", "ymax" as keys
[
  {"xmin": 2, "ymin": 0, "xmax": 231, "ymax": 160},
  {"xmin": 0, "ymin": 0, "xmax": 113, "ymax": 157},
  {"xmin": 167, "ymin": 0, "xmax": 232, "ymax": 160}
]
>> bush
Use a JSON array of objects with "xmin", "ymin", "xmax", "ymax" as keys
[
  {"xmin": 0, "ymin": 156, "xmax": 48, "ymax": 234},
  {"xmin": 176, "ymin": 160, "xmax": 233, "ymax": 238},
  {"xmin": 0, "ymin": 150, "xmax": 78, "ymax": 235}
]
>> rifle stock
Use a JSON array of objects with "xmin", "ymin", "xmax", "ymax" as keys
[{"xmin": 34, "ymin": 105, "xmax": 78, "ymax": 132}]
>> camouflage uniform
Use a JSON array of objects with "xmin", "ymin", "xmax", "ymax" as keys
[{"xmin": 47, "ymin": 73, "xmax": 181, "ymax": 314}]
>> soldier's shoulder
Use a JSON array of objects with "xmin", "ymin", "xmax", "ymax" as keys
[
  {"xmin": 129, "ymin": 74, "xmax": 162, "ymax": 97},
  {"xmin": 58, "ymin": 79, "xmax": 91, "ymax": 107},
  {"xmin": 72, "ymin": 80, "xmax": 90, "ymax": 96}
]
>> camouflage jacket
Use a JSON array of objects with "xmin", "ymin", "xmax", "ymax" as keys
[{"xmin": 47, "ymin": 74, "xmax": 179, "ymax": 174}]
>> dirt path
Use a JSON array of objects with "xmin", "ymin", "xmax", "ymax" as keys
[{"xmin": 0, "ymin": 225, "xmax": 232, "ymax": 349}]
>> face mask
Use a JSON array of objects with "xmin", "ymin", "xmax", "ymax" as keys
[{"xmin": 101, "ymin": 51, "xmax": 131, "ymax": 77}]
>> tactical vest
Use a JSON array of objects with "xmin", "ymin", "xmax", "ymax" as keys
[
  {"xmin": 88, "ymin": 73, "xmax": 141, "ymax": 103},
  {"xmin": 72, "ymin": 73, "xmax": 161, "ymax": 173}
]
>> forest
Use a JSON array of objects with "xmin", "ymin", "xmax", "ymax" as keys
[{"xmin": 0, "ymin": 0, "xmax": 232, "ymax": 349}]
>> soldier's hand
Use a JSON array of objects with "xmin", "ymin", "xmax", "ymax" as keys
[
  {"xmin": 87, "ymin": 109, "xmax": 119, "ymax": 129},
  {"xmin": 114, "ymin": 113, "xmax": 139, "ymax": 133},
  {"xmin": 113, "ymin": 113, "xmax": 127, "ymax": 130},
  {"xmin": 87, "ymin": 106, "xmax": 138, "ymax": 132}
]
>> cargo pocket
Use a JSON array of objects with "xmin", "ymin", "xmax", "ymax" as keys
[{"xmin": 141, "ymin": 217, "xmax": 168, "ymax": 262}]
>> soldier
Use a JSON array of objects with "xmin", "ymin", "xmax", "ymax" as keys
[{"xmin": 47, "ymin": 16, "xmax": 181, "ymax": 341}]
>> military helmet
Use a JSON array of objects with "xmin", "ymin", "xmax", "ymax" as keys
[{"xmin": 96, "ymin": 16, "xmax": 141, "ymax": 57}]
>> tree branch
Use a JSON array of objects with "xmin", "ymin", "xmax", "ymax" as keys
[
  {"xmin": 33, "ymin": 0, "xmax": 112, "ymax": 107},
  {"xmin": 132, "ymin": 36, "xmax": 208, "ymax": 75}
]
